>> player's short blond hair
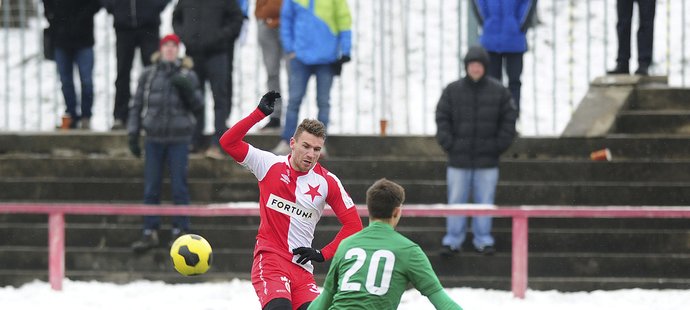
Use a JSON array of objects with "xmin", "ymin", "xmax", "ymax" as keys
[
  {"xmin": 366, "ymin": 178, "xmax": 405, "ymax": 219},
  {"xmin": 294, "ymin": 119, "xmax": 326, "ymax": 140}
]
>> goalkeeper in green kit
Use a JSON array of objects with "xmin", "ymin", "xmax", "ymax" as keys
[{"xmin": 308, "ymin": 179, "xmax": 462, "ymax": 310}]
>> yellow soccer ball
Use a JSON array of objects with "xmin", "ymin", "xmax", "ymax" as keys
[{"xmin": 170, "ymin": 234, "xmax": 213, "ymax": 276}]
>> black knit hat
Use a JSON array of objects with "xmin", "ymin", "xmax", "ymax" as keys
[{"xmin": 464, "ymin": 45, "xmax": 490, "ymax": 69}]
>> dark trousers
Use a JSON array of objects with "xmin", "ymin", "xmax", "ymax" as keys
[
  {"xmin": 615, "ymin": 0, "xmax": 656, "ymax": 68},
  {"xmin": 142, "ymin": 141, "xmax": 191, "ymax": 231},
  {"xmin": 189, "ymin": 51, "xmax": 230, "ymax": 148},
  {"xmin": 114, "ymin": 26, "xmax": 159, "ymax": 122},
  {"xmin": 54, "ymin": 47, "xmax": 94, "ymax": 123},
  {"xmin": 487, "ymin": 52, "xmax": 523, "ymax": 114},
  {"xmin": 227, "ymin": 43, "xmax": 235, "ymax": 125}
]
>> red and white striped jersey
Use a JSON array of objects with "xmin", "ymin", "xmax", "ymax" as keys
[{"xmin": 220, "ymin": 109, "xmax": 363, "ymax": 273}]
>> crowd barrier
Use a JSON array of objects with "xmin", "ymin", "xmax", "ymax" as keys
[{"xmin": 2, "ymin": 202, "xmax": 690, "ymax": 298}]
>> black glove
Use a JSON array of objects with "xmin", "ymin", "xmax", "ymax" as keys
[
  {"xmin": 332, "ymin": 55, "xmax": 351, "ymax": 76},
  {"xmin": 128, "ymin": 134, "xmax": 141, "ymax": 158},
  {"xmin": 292, "ymin": 247, "xmax": 325, "ymax": 265},
  {"xmin": 257, "ymin": 90, "xmax": 281, "ymax": 116},
  {"xmin": 171, "ymin": 73, "xmax": 196, "ymax": 108}
]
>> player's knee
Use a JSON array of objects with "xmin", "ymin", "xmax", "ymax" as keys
[{"xmin": 263, "ymin": 298, "xmax": 292, "ymax": 310}]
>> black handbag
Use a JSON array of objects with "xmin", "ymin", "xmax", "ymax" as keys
[{"xmin": 43, "ymin": 27, "xmax": 54, "ymax": 61}]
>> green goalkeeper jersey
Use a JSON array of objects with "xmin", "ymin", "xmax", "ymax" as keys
[{"xmin": 308, "ymin": 221, "xmax": 462, "ymax": 310}]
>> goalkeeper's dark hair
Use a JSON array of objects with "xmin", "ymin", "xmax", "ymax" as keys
[
  {"xmin": 294, "ymin": 119, "xmax": 326, "ymax": 140},
  {"xmin": 366, "ymin": 178, "xmax": 405, "ymax": 219}
]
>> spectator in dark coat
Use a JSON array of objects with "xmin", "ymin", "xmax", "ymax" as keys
[
  {"xmin": 173, "ymin": 0, "xmax": 244, "ymax": 159},
  {"xmin": 128, "ymin": 34, "xmax": 204, "ymax": 254},
  {"xmin": 102, "ymin": 0, "xmax": 170, "ymax": 130},
  {"xmin": 472, "ymin": 0, "xmax": 537, "ymax": 115},
  {"xmin": 607, "ymin": 0, "xmax": 656, "ymax": 76},
  {"xmin": 435, "ymin": 46, "xmax": 517, "ymax": 257},
  {"xmin": 42, "ymin": 0, "xmax": 102, "ymax": 129}
]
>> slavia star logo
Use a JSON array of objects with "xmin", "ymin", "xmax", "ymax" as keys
[{"xmin": 304, "ymin": 184, "xmax": 322, "ymax": 202}]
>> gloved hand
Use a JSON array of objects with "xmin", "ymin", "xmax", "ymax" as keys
[
  {"xmin": 257, "ymin": 90, "xmax": 281, "ymax": 116},
  {"xmin": 171, "ymin": 72, "xmax": 195, "ymax": 103},
  {"xmin": 332, "ymin": 55, "xmax": 351, "ymax": 76},
  {"xmin": 128, "ymin": 134, "xmax": 141, "ymax": 158},
  {"xmin": 292, "ymin": 247, "xmax": 325, "ymax": 264}
]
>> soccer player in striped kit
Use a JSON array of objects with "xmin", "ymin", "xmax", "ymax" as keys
[
  {"xmin": 308, "ymin": 179, "xmax": 463, "ymax": 310},
  {"xmin": 220, "ymin": 91, "xmax": 363, "ymax": 310}
]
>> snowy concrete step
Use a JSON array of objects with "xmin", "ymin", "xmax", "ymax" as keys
[
  {"xmin": 3, "ymin": 178, "xmax": 690, "ymax": 205},
  {"xmin": 4, "ymin": 134, "xmax": 690, "ymax": 160},
  {"xmin": 614, "ymin": 111, "xmax": 690, "ymax": 135},
  {"xmin": 5, "ymin": 156, "xmax": 690, "ymax": 182},
  {"xmin": 634, "ymin": 88, "xmax": 690, "ymax": 110}
]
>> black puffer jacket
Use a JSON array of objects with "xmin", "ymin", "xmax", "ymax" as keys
[
  {"xmin": 101, "ymin": 0, "xmax": 170, "ymax": 30},
  {"xmin": 128, "ymin": 54, "xmax": 204, "ymax": 143},
  {"xmin": 435, "ymin": 47, "xmax": 518, "ymax": 168},
  {"xmin": 172, "ymin": 0, "xmax": 244, "ymax": 55},
  {"xmin": 43, "ymin": 0, "xmax": 102, "ymax": 49}
]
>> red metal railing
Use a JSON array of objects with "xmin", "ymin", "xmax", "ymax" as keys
[{"xmin": 2, "ymin": 203, "xmax": 690, "ymax": 298}]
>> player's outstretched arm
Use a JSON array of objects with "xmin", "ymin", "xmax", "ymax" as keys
[
  {"xmin": 428, "ymin": 290, "xmax": 463, "ymax": 310},
  {"xmin": 408, "ymin": 245, "xmax": 463, "ymax": 310},
  {"xmin": 219, "ymin": 91, "xmax": 281, "ymax": 162}
]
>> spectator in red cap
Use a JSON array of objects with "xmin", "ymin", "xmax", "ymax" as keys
[{"xmin": 127, "ymin": 33, "xmax": 204, "ymax": 254}]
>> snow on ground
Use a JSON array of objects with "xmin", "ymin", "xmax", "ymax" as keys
[{"xmin": 1, "ymin": 279, "xmax": 688, "ymax": 310}]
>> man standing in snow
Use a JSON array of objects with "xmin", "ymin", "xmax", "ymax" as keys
[
  {"xmin": 435, "ymin": 46, "xmax": 517, "ymax": 258},
  {"xmin": 608, "ymin": 0, "xmax": 656, "ymax": 75}
]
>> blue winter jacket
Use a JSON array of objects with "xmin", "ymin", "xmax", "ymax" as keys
[
  {"xmin": 281, "ymin": 0, "xmax": 352, "ymax": 65},
  {"xmin": 472, "ymin": 0, "xmax": 537, "ymax": 53}
]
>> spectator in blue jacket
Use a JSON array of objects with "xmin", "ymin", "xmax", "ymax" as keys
[
  {"xmin": 271, "ymin": 0, "xmax": 352, "ymax": 156},
  {"xmin": 472, "ymin": 0, "xmax": 537, "ymax": 116}
]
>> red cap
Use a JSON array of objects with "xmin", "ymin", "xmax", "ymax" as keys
[{"xmin": 160, "ymin": 34, "xmax": 180, "ymax": 47}]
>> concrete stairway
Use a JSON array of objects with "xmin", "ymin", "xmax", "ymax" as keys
[{"xmin": 1, "ymin": 83, "xmax": 689, "ymax": 291}]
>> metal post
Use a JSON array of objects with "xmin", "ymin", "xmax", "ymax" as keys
[
  {"xmin": 552, "ymin": 0, "xmax": 557, "ymax": 133},
  {"xmin": 403, "ymin": 0, "xmax": 410, "ymax": 134},
  {"xmin": 586, "ymin": 0, "xmax": 591, "ymax": 82},
  {"xmin": 683, "ymin": 0, "xmax": 687, "ymax": 86},
  {"xmin": 511, "ymin": 216, "xmax": 528, "ymax": 299},
  {"xmin": 49, "ymin": 212, "xmax": 65, "ymax": 291},
  {"xmin": 371, "ymin": 0, "xmax": 376, "ymax": 133},
  {"xmin": 466, "ymin": 0, "xmax": 479, "ymax": 46},
  {"xmin": 439, "ymin": 0, "xmax": 444, "ymax": 85},
  {"xmin": 379, "ymin": 0, "xmax": 385, "ymax": 135},
  {"xmin": 666, "ymin": 0, "xmax": 671, "ymax": 76},
  {"xmin": 568, "ymin": 0, "xmax": 574, "ymax": 112},
  {"xmin": 421, "ymin": 0, "xmax": 427, "ymax": 132},
  {"xmin": 604, "ymin": 0, "xmax": 609, "ymax": 73},
  {"xmin": 354, "ymin": 0, "xmax": 360, "ymax": 133},
  {"xmin": 37, "ymin": 0, "xmax": 43, "ymax": 130},
  {"xmin": 531, "ymin": 26, "xmax": 538, "ymax": 135},
  {"xmin": 19, "ymin": 0, "xmax": 26, "ymax": 130},
  {"xmin": 3, "ymin": 0, "xmax": 10, "ymax": 129},
  {"xmin": 457, "ymin": 0, "xmax": 463, "ymax": 78}
]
